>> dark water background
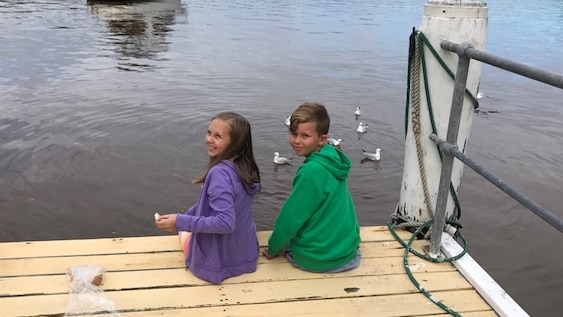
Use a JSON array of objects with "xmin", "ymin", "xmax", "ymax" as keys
[{"xmin": 0, "ymin": 0, "xmax": 562, "ymax": 315}]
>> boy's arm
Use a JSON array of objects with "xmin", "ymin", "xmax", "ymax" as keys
[{"xmin": 267, "ymin": 172, "xmax": 321, "ymax": 255}]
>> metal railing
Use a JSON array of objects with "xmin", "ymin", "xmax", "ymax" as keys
[{"xmin": 428, "ymin": 41, "xmax": 563, "ymax": 256}]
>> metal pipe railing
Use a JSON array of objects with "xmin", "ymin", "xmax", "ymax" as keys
[
  {"xmin": 441, "ymin": 40, "xmax": 563, "ymax": 90},
  {"xmin": 430, "ymin": 133, "xmax": 563, "ymax": 234},
  {"xmin": 428, "ymin": 43, "xmax": 472, "ymax": 257},
  {"xmin": 427, "ymin": 41, "xmax": 563, "ymax": 257}
]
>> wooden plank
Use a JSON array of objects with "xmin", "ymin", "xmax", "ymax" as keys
[
  {"xmin": 0, "ymin": 238, "xmax": 426, "ymax": 271},
  {"xmin": 0, "ymin": 240, "xmax": 436, "ymax": 276},
  {"xmin": 1, "ymin": 252, "xmax": 186, "ymax": 277},
  {"xmin": 0, "ymin": 240, "xmax": 428, "ymax": 276},
  {"xmin": 0, "ymin": 226, "xmax": 415, "ymax": 259},
  {"xmin": 0, "ymin": 274, "xmax": 488, "ymax": 316},
  {"xmin": 0, "ymin": 235, "xmax": 180, "ymax": 259},
  {"xmin": 74, "ymin": 306, "xmax": 496, "ymax": 317},
  {"xmin": 0, "ymin": 240, "xmax": 441, "ymax": 277},
  {"xmin": 3, "ymin": 289, "xmax": 492, "ymax": 316},
  {"xmin": 61, "ymin": 292, "xmax": 497, "ymax": 317},
  {"xmin": 0, "ymin": 257, "xmax": 457, "ymax": 296}
]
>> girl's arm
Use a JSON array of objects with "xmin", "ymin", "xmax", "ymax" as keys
[
  {"xmin": 175, "ymin": 166, "xmax": 236, "ymax": 234},
  {"xmin": 184, "ymin": 205, "xmax": 196, "ymax": 216}
]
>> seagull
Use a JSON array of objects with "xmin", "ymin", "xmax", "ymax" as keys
[
  {"xmin": 354, "ymin": 107, "xmax": 361, "ymax": 120},
  {"xmin": 356, "ymin": 122, "xmax": 368, "ymax": 133},
  {"xmin": 327, "ymin": 137, "xmax": 342, "ymax": 147},
  {"xmin": 362, "ymin": 148, "xmax": 381, "ymax": 161},
  {"xmin": 284, "ymin": 115, "xmax": 291, "ymax": 127},
  {"xmin": 475, "ymin": 90, "xmax": 501, "ymax": 101},
  {"xmin": 273, "ymin": 152, "xmax": 292, "ymax": 164}
]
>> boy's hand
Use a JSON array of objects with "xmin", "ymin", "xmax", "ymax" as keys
[{"xmin": 261, "ymin": 248, "xmax": 278, "ymax": 259}]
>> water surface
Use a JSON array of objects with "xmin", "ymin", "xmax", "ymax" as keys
[{"xmin": 0, "ymin": 0, "xmax": 562, "ymax": 315}]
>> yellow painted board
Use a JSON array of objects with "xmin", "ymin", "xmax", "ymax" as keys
[
  {"xmin": 72, "ymin": 307, "xmax": 497, "ymax": 317},
  {"xmin": 1, "ymin": 252, "xmax": 186, "ymax": 277},
  {"xmin": 0, "ymin": 235, "xmax": 180, "ymax": 259},
  {"xmin": 0, "ymin": 238, "xmax": 431, "ymax": 266},
  {"xmin": 0, "ymin": 246, "xmax": 454, "ymax": 280},
  {"xmin": 0, "ymin": 226, "xmax": 414, "ymax": 259},
  {"xmin": 0, "ymin": 256, "xmax": 457, "ymax": 296},
  {"xmin": 0, "ymin": 238, "xmax": 431, "ymax": 265},
  {"xmin": 1, "ymin": 288, "xmax": 492, "ymax": 317}
]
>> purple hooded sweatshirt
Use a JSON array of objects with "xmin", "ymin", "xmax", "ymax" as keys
[{"xmin": 175, "ymin": 160, "xmax": 260, "ymax": 284}]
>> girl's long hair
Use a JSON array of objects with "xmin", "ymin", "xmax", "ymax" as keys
[{"xmin": 193, "ymin": 112, "xmax": 261, "ymax": 190}]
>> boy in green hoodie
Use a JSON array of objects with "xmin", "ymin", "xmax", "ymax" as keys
[{"xmin": 263, "ymin": 102, "xmax": 361, "ymax": 272}]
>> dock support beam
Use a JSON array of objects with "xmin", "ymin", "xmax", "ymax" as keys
[{"xmin": 428, "ymin": 43, "xmax": 471, "ymax": 257}]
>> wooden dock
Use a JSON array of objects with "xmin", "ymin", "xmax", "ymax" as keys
[{"xmin": 0, "ymin": 226, "xmax": 509, "ymax": 316}]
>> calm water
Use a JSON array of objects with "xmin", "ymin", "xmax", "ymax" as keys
[{"xmin": 1, "ymin": 0, "xmax": 562, "ymax": 315}]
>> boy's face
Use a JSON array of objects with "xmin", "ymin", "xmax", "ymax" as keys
[{"xmin": 289, "ymin": 121, "xmax": 327, "ymax": 157}]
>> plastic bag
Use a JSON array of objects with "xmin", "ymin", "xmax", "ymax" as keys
[{"xmin": 63, "ymin": 264, "xmax": 120, "ymax": 316}]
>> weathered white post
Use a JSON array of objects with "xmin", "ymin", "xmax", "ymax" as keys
[{"xmin": 392, "ymin": 0, "xmax": 488, "ymax": 229}]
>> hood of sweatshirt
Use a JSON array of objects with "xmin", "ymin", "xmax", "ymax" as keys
[
  {"xmin": 304, "ymin": 144, "xmax": 351, "ymax": 180},
  {"xmin": 222, "ymin": 160, "xmax": 261, "ymax": 195}
]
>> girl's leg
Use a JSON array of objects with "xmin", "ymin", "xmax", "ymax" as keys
[{"xmin": 178, "ymin": 231, "xmax": 192, "ymax": 256}]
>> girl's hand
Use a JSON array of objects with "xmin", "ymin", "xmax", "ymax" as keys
[{"xmin": 155, "ymin": 213, "xmax": 178, "ymax": 233}]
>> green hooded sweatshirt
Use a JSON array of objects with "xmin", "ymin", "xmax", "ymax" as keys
[{"xmin": 267, "ymin": 144, "xmax": 361, "ymax": 271}]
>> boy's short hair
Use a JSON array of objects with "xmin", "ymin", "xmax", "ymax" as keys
[{"xmin": 290, "ymin": 102, "xmax": 330, "ymax": 135}]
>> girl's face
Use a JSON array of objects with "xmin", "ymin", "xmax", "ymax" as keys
[
  {"xmin": 206, "ymin": 118, "xmax": 231, "ymax": 158},
  {"xmin": 289, "ymin": 121, "xmax": 327, "ymax": 157}
]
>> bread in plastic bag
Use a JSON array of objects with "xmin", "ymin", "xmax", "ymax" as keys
[{"xmin": 64, "ymin": 264, "xmax": 120, "ymax": 316}]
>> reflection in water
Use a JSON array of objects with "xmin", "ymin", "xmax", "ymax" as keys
[
  {"xmin": 360, "ymin": 158, "xmax": 381, "ymax": 170},
  {"xmin": 87, "ymin": 0, "xmax": 186, "ymax": 71},
  {"xmin": 356, "ymin": 132, "xmax": 364, "ymax": 140},
  {"xmin": 273, "ymin": 163, "xmax": 294, "ymax": 175}
]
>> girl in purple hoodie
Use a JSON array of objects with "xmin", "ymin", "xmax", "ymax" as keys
[{"xmin": 155, "ymin": 112, "xmax": 261, "ymax": 284}]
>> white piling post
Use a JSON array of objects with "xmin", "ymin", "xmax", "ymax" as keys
[{"xmin": 393, "ymin": 1, "xmax": 488, "ymax": 227}]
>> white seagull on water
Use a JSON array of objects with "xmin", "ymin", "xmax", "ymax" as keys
[
  {"xmin": 356, "ymin": 122, "xmax": 368, "ymax": 133},
  {"xmin": 284, "ymin": 115, "xmax": 291, "ymax": 127},
  {"xmin": 362, "ymin": 148, "xmax": 381, "ymax": 161},
  {"xmin": 327, "ymin": 137, "xmax": 343, "ymax": 147},
  {"xmin": 354, "ymin": 107, "xmax": 361, "ymax": 119},
  {"xmin": 273, "ymin": 152, "xmax": 292, "ymax": 164}
]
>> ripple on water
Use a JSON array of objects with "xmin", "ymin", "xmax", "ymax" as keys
[{"xmin": 0, "ymin": 2, "xmax": 562, "ymax": 315}]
